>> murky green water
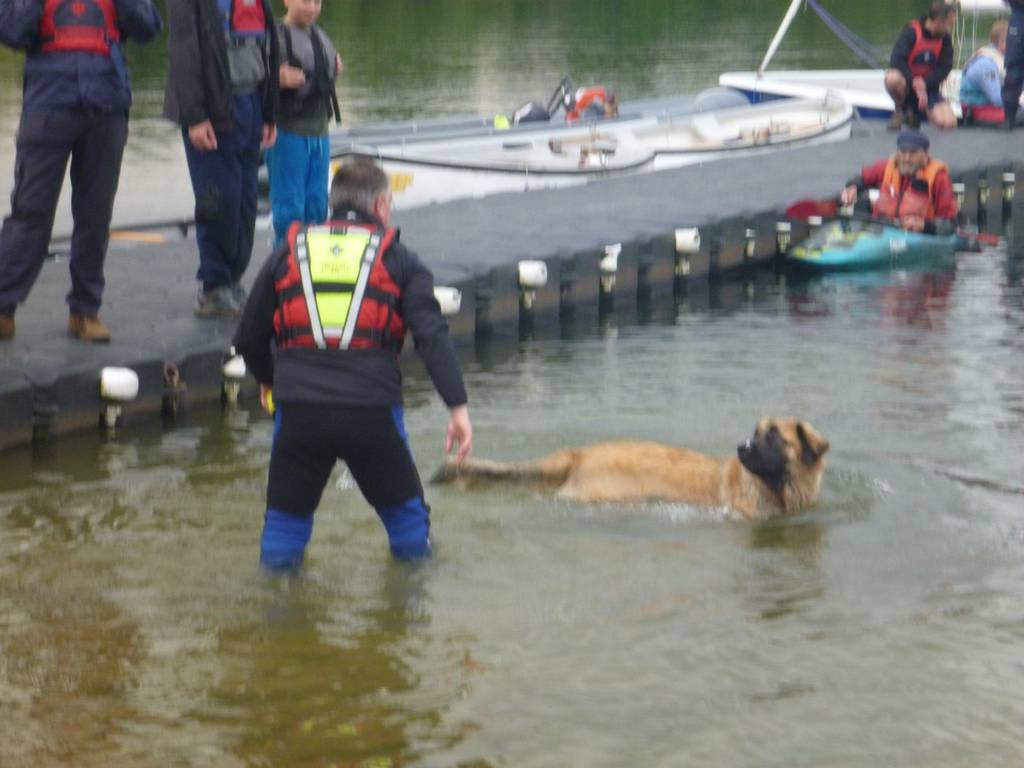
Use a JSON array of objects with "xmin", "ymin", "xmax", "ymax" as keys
[
  {"xmin": 2, "ymin": 241, "xmax": 1024, "ymax": 766},
  {"xmin": 3, "ymin": 2, "xmax": 1024, "ymax": 765}
]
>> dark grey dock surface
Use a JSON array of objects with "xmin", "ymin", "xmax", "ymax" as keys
[{"xmin": 1, "ymin": 121, "xmax": 1021, "ymax": 449}]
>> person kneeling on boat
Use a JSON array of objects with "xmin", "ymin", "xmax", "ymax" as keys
[
  {"xmin": 885, "ymin": 0, "xmax": 958, "ymax": 131},
  {"xmin": 960, "ymin": 20, "xmax": 1010, "ymax": 127},
  {"xmin": 839, "ymin": 129, "xmax": 957, "ymax": 235}
]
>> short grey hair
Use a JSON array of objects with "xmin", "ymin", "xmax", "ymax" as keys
[{"xmin": 329, "ymin": 156, "xmax": 390, "ymax": 215}]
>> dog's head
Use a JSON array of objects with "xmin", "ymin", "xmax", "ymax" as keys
[{"xmin": 737, "ymin": 418, "xmax": 830, "ymax": 508}]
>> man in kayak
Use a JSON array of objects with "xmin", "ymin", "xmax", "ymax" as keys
[
  {"xmin": 960, "ymin": 19, "xmax": 1009, "ymax": 126},
  {"xmin": 839, "ymin": 129, "xmax": 957, "ymax": 235},
  {"xmin": 885, "ymin": 0, "xmax": 958, "ymax": 131}
]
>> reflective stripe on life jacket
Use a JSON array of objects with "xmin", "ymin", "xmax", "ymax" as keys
[
  {"xmin": 274, "ymin": 221, "xmax": 405, "ymax": 353},
  {"xmin": 873, "ymin": 155, "xmax": 949, "ymax": 221},
  {"xmin": 566, "ymin": 86, "xmax": 608, "ymax": 122},
  {"xmin": 38, "ymin": 0, "xmax": 119, "ymax": 56},
  {"xmin": 218, "ymin": 0, "xmax": 267, "ymax": 39},
  {"xmin": 907, "ymin": 19, "xmax": 945, "ymax": 79}
]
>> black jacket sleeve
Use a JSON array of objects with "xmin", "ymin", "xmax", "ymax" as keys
[
  {"xmin": 889, "ymin": 24, "xmax": 916, "ymax": 84},
  {"xmin": 233, "ymin": 247, "xmax": 285, "ymax": 387},
  {"xmin": 115, "ymin": 0, "xmax": 163, "ymax": 43},
  {"xmin": 0, "ymin": 0, "xmax": 44, "ymax": 49},
  {"xmin": 393, "ymin": 242, "xmax": 468, "ymax": 408},
  {"xmin": 165, "ymin": 0, "xmax": 209, "ymax": 127}
]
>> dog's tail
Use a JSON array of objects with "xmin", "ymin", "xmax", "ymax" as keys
[{"xmin": 431, "ymin": 451, "xmax": 575, "ymax": 489}]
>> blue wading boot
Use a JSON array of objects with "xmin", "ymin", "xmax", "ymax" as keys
[{"xmin": 260, "ymin": 508, "xmax": 314, "ymax": 570}]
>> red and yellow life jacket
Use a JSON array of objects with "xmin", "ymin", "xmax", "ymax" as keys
[
  {"xmin": 38, "ymin": 0, "xmax": 119, "ymax": 56},
  {"xmin": 566, "ymin": 86, "xmax": 609, "ymax": 122},
  {"xmin": 907, "ymin": 19, "xmax": 945, "ymax": 79},
  {"xmin": 273, "ymin": 221, "xmax": 405, "ymax": 353},
  {"xmin": 873, "ymin": 155, "xmax": 949, "ymax": 221},
  {"xmin": 217, "ymin": 0, "xmax": 266, "ymax": 38}
]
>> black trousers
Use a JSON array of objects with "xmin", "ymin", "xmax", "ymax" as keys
[
  {"xmin": 266, "ymin": 402, "xmax": 432, "ymax": 559},
  {"xmin": 0, "ymin": 109, "xmax": 128, "ymax": 316}
]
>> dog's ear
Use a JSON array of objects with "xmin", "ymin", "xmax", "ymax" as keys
[{"xmin": 796, "ymin": 422, "xmax": 829, "ymax": 464}]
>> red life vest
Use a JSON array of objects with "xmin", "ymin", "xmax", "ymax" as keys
[
  {"xmin": 566, "ymin": 86, "xmax": 608, "ymax": 122},
  {"xmin": 873, "ymin": 155, "xmax": 949, "ymax": 221},
  {"xmin": 218, "ymin": 0, "xmax": 267, "ymax": 38},
  {"xmin": 906, "ymin": 19, "xmax": 945, "ymax": 79},
  {"xmin": 38, "ymin": 0, "xmax": 120, "ymax": 56},
  {"xmin": 273, "ymin": 221, "xmax": 406, "ymax": 353}
]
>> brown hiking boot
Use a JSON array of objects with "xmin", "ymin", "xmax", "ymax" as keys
[
  {"xmin": 0, "ymin": 313, "xmax": 13, "ymax": 341},
  {"xmin": 904, "ymin": 104, "xmax": 921, "ymax": 130},
  {"xmin": 887, "ymin": 108, "xmax": 904, "ymax": 131},
  {"xmin": 68, "ymin": 313, "xmax": 111, "ymax": 343}
]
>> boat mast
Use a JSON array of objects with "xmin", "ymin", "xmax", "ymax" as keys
[{"xmin": 757, "ymin": 0, "xmax": 804, "ymax": 77}]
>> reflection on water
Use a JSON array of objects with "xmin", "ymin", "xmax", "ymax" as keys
[{"xmin": 2, "ymin": 243, "xmax": 1024, "ymax": 765}]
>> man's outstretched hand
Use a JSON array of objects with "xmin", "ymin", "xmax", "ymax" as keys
[{"xmin": 445, "ymin": 404, "xmax": 473, "ymax": 465}]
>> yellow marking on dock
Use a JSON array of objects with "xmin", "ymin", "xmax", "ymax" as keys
[{"xmin": 109, "ymin": 230, "xmax": 166, "ymax": 244}]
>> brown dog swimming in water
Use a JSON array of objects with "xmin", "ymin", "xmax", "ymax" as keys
[{"xmin": 433, "ymin": 418, "xmax": 829, "ymax": 520}]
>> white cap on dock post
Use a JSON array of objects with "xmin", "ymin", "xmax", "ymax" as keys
[
  {"xmin": 222, "ymin": 352, "xmax": 247, "ymax": 405},
  {"xmin": 99, "ymin": 366, "xmax": 139, "ymax": 430},
  {"xmin": 674, "ymin": 227, "xmax": 700, "ymax": 254},
  {"xmin": 434, "ymin": 286, "xmax": 462, "ymax": 316},
  {"xmin": 952, "ymin": 182, "xmax": 965, "ymax": 209},
  {"xmin": 776, "ymin": 221, "xmax": 792, "ymax": 253},
  {"xmin": 517, "ymin": 260, "xmax": 548, "ymax": 310},
  {"xmin": 600, "ymin": 243, "xmax": 621, "ymax": 293}
]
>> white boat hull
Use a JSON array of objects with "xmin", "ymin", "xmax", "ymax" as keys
[{"xmin": 333, "ymin": 96, "xmax": 854, "ymax": 210}]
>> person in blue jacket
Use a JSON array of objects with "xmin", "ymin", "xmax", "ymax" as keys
[
  {"xmin": 1003, "ymin": 0, "xmax": 1024, "ymax": 129},
  {"xmin": 960, "ymin": 20, "xmax": 1009, "ymax": 125},
  {"xmin": 0, "ymin": 0, "xmax": 163, "ymax": 343}
]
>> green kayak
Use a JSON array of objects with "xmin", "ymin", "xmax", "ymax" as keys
[{"xmin": 788, "ymin": 219, "xmax": 963, "ymax": 271}]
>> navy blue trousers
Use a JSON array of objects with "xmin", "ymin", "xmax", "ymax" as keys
[
  {"xmin": 0, "ymin": 109, "xmax": 128, "ymax": 316},
  {"xmin": 182, "ymin": 91, "xmax": 263, "ymax": 292},
  {"xmin": 1003, "ymin": 10, "xmax": 1024, "ymax": 122}
]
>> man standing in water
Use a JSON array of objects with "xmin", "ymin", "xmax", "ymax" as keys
[
  {"xmin": 233, "ymin": 158, "xmax": 473, "ymax": 568},
  {"xmin": 0, "ymin": 0, "xmax": 163, "ymax": 342}
]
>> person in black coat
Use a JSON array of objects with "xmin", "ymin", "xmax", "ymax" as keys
[{"xmin": 163, "ymin": 0, "xmax": 280, "ymax": 318}]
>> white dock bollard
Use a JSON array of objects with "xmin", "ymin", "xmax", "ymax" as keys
[
  {"xmin": 99, "ymin": 366, "xmax": 139, "ymax": 430},
  {"xmin": 776, "ymin": 221, "xmax": 791, "ymax": 254},
  {"xmin": 674, "ymin": 227, "xmax": 700, "ymax": 276},
  {"xmin": 517, "ymin": 260, "xmax": 548, "ymax": 309},
  {"xmin": 434, "ymin": 286, "xmax": 462, "ymax": 316},
  {"xmin": 222, "ymin": 352, "xmax": 247, "ymax": 405},
  {"xmin": 600, "ymin": 243, "xmax": 621, "ymax": 293}
]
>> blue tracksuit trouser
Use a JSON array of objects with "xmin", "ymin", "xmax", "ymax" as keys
[{"xmin": 265, "ymin": 129, "xmax": 331, "ymax": 246}]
